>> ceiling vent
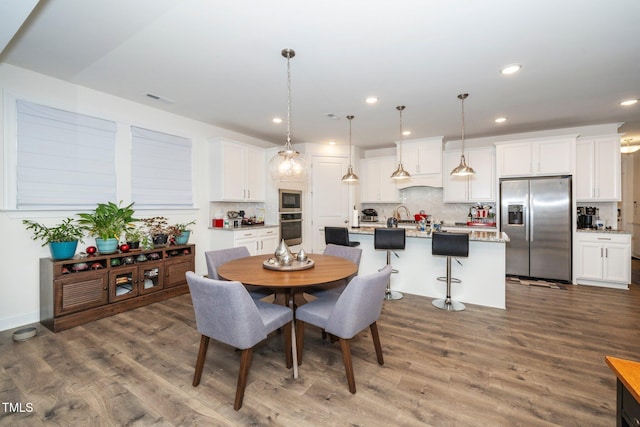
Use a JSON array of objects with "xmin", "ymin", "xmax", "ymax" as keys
[
  {"xmin": 324, "ymin": 113, "xmax": 340, "ymax": 120},
  {"xmin": 145, "ymin": 93, "xmax": 175, "ymax": 104}
]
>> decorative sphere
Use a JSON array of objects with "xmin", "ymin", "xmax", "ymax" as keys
[
  {"xmin": 120, "ymin": 244, "xmax": 130, "ymax": 253},
  {"xmin": 86, "ymin": 246, "xmax": 97, "ymax": 255}
]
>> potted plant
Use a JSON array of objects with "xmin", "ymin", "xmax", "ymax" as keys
[
  {"xmin": 169, "ymin": 220, "xmax": 196, "ymax": 245},
  {"xmin": 141, "ymin": 216, "xmax": 171, "ymax": 247},
  {"xmin": 125, "ymin": 226, "xmax": 145, "ymax": 249},
  {"xmin": 77, "ymin": 201, "xmax": 137, "ymax": 254},
  {"xmin": 23, "ymin": 217, "xmax": 84, "ymax": 260}
]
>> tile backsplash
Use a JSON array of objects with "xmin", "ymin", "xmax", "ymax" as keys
[{"xmin": 361, "ymin": 186, "xmax": 494, "ymax": 225}]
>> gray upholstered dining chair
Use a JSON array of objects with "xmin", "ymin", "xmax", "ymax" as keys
[
  {"xmin": 305, "ymin": 244, "xmax": 362, "ymax": 297},
  {"xmin": 294, "ymin": 265, "xmax": 393, "ymax": 393},
  {"xmin": 205, "ymin": 247, "xmax": 272, "ymax": 300},
  {"xmin": 186, "ymin": 271, "xmax": 294, "ymax": 411}
]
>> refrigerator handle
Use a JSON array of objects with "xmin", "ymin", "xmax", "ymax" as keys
[{"xmin": 528, "ymin": 192, "xmax": 534, "ymax": 242}]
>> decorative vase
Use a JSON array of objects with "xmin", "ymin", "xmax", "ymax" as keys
[
  {"xmin": 152, "ymin": 234, "xmax": 169, "ymax": 247},
  {"xmin": 49, "ymin": 241, "xmax": 78, "ymax": 260},
  {"xmin": 296, "ymin": 248, "xmax": 307, "ymax": 262},
  {"xmin": 175, "ymin": 230, "xmax": 190, "ymax": 245},
  {"xmin": 274, "ymin": 239, "xmax": 294, "ymax": 266},
  {"xmin": 126, "ymin": 241, "xmax": 140, "ymax": 250},
  {"xmin": 95, "ymin": 238, "xmax": 119, "ymax": 254}
]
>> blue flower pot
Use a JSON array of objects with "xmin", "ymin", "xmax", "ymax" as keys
[
  {"xmin": 49, "ymin": 241, "xmax": 78, "ymax": 260},
  {"xmin": 95, "ymin": 238, "xmax": 119, "ymax": 254},
  {"xmin": 175, "ymin": 230, "xmax": 190, "ymax": 245}
]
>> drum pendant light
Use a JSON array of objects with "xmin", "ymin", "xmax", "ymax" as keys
[
  {"xmin": 341, "ymin": 115, "xmax": 359, "ymax": 182},
  {"xmin": 269, "ymin": 48, "xmax": 306, "ymax": 182},
  {"xmin": 390, "ymin": 105, "xmax": 411, "ymax": 180},
  {"xmin": 450, "ymin": 93, "xmax": 476, "ymax": 176}
]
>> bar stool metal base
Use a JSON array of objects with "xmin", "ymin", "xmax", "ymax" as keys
[
  {"xmin": 432, "ymin": 298, "xmax": 465, "ymax": 311},
  {"xmin": 384, "ymin": 289, "xmax": 403, "ymax": 301}
]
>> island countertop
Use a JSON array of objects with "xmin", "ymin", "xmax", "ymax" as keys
[{"xmin": 349, "ymin": 226, "xmax": 509, "ymax": 243}]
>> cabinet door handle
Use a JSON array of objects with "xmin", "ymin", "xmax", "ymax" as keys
[
  {"xmin": 605, "ymin": 248, "xmax": 608, "ymax": 258},
  {"xmin": 261, "ymin": 241, "xmax": 264, "ymax": 249},
  {"xmin": 243, "ymin": 189, "xmax": 246, "ymax": 199},
  {"xmin": 600, "ymin": 248, "xmax": 603, "ymax": 258},
  {"xmin": 248, "ymin": 189, "xmax": 250, "ymax": 199}
]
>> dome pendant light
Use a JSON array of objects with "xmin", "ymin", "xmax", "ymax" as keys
[
  {"xmin": 269, "ymin": 48, "xmax": 306, "ymax": 182},
  {"xmin": 341, "ymin": 115, "xmax": 359, "ymax": 182},
  {"xmin": 390, "ymin": 105, "xmax": 411, "ymax": 180},
  {"xmin": 450, "ymin": 93, "xmax": 475, "ymax": 176}
]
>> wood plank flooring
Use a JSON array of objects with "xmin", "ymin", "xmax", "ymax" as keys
[{"xmin": 2, "ymin": 276, "xmax": 639, "ymax": 426}]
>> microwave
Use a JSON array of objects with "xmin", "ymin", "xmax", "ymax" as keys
[{"xmin": 279, "ymin": 189, "xmax": 302, "ymax": 212}]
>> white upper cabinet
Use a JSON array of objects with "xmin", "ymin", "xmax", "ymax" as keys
[
  {"xmin": 360, "ymin": 156, "xmax": 399, "ymax": 203},
  {"xmin": 443, "ymin": 147, "xmax": 495, "ymax": 203},
  {"xmin": 210, "ymin": 138, "xmax": 266, "ymax": 201},
  {"xmin": 496, "ymin": 136, "xmax": 574, "ymax": 177},
  {"xmin": 395, "ymin": 137, "xmax": 443, "ymax": 188},
  {"xmin": 575, "ymin": 135, "xmax": 621, "ymax": 201}
]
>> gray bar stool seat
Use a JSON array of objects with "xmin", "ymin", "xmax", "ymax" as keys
[
  {"xmin": 325, "ymin": 226, "xmax": 360, "ymax": 247},
  {"xmin": 374, "ymin": 228, "xmax": 406, "ymax": 300},
  {"xmin": 431, "ymin": 231, "xmax": 469, "ymax": 311}
]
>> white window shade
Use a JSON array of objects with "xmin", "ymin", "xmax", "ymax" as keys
[
  {"xmin": 16, "ymin": 100, "xmax": 117, "ymax": 209},
  {"xmin": 131, "ymin": 126, "xmax": 193, "ymax": 208}
]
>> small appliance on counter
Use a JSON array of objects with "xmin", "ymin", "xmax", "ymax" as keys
[
  {"xmin": 361, "ymin": 208, "xmax": 378, "ymax": 222},
  {"xmin": 577, "ymin": 206, "xmax": 599, "ymax": 229}
]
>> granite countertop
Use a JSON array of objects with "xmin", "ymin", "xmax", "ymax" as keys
[
  {"xmin": 209, "ymin": 224, "xmax": 279, "ymax": 231},
  {"xmin": 349, "ymin": 226, "xmax": 509, "ymax": 243},
  {"xmin": 576, "ymin": 229, "xmax": 632, "ymax": 235}
]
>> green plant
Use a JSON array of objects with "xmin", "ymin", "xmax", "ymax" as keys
[
  {"xmin": 77, "ymin": 201, "xmax": 137, "ymax": 240},
  {"xmin": 170, "ymin": 220, "xmax": 196, "ymax": 236},
  {"xmin": 23, "ymin": 218, "xmax": 84, "ymax": 246},
  {"xmin": 125, "ymin": 226, "xmax": 145, "ymax": 242}
]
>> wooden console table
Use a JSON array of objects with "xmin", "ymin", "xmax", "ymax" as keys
[
  {"xmin": 606, "ymin": 356, "xmax": 640, "ymax": 427},
  {"xmin": 40, "ymin": 244, "xmax": 194, "ymax": 332}
]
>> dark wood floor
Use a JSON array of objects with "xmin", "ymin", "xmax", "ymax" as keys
[{"xmin": 2, "ymin": 270, "xmax": 639, "ymax": 426}]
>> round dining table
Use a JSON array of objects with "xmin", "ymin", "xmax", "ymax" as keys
[{"xmin": 217, "ymin": 254, "xmax": 357, "ymax": 307}]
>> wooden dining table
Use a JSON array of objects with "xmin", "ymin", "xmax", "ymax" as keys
[{"xmin": 217, "ymin": 254, "xmax": 358, "ymax": 308}]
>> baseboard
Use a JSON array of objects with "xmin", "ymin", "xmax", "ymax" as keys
[{"xmin": 0, "ymin": 311, "xmax": 40, "ymax": 333}]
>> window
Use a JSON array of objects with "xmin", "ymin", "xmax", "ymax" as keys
[
  {"xmin": 131, "ymin": 126, "xmax": 193, "ymax": 208},
  {"xmin": 15, "ymin": 100, "xmax": 117, "ymax": 210}
]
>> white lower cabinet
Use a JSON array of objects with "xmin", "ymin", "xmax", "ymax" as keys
[
  {"xmin": 210, "ymin": 227, "xmax": 279, "ymax": 256},
  {"xmin": 575, "ymin": 232, "xmax": 631, "ymax": 288}
]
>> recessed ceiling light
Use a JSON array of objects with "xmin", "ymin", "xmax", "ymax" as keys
[
  {"xmin": 402, "ymin": 130, "xmax": 411, "ymax": 136},
  {"xmin": 495, "ymin": 117, "xmax": 507, "ymax": 123},
  {"xmin": 500, "ymin": 64, "xmax": 522, "ymax": 75},
  {"xmin": 620, "ymin": 99, "xmax": 638, "ymax": 106},
  {"xmin": 328, "ymin": 141, "xmax": 336, "ymax": 145},
  {"xmin": 272, "ymin": 117, "xmax": 283, "ymax": 124},
  {"xmin": 365, "ymin": 96, "xmax": 379, "ymax": 104}
]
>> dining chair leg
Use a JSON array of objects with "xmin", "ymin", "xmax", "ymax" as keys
[
  {"xmin": 370, "ymin": 322, "xmax": 384, "ymax": 365},
  {"xmin": 339, "ymin": 338, "xmax": 356, "ymax": 394},
  {"xmin": 295, "ymin": 319, "xmax": 305, "ymax": 366},
  {"xmin": 291, "ymin": 321, "xmax": 298, "ymax": 379},
  {"xmin": 284, "ymin": 320, "xmax": 293, "ymax": 369},
  {"xmin": 234, "ymin": 348, "xmax": 253, "ymax": 411},
  {"xmin": 192, "ymin": 335, "xmax": 210, "ymax": 387}
]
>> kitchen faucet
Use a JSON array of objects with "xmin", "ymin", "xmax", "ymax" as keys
[{"xmin": 394, "ymin": 205, "xmax": 410, "ymax": 220}]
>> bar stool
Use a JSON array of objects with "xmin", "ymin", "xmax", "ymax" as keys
[
  {"xmin": 374, "ymin": 228, "xmax": 406, "ymax": 300},
  {"xmin": 431, "ymin": 231, "xmax": 469, "ymax": 311},
  {"xmin": 325, "ymin": 226, "xmax": 360, "ymax": 247}
]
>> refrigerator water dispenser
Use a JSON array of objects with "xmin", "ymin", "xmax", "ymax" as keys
[{"xmin": 508, "ymin": 205, "xmax": 524, "ymax": 225}]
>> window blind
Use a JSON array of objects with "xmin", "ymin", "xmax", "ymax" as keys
[
  {"xmin": 131, "ymin": 126, "xmax": 193, "ymax": 208},
  {"xmin": 16, "ymin": 100, "xmax": 117, "ymax": 209}
]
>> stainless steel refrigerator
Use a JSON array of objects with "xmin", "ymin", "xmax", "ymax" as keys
[{"xmin": 500, "ymin": 176, "xmax": 572, "ymax": 282}]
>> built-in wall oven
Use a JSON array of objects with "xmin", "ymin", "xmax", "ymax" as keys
[{"xmin": 279, "ymin": 189, "xmax": 303, "ymax": 245}]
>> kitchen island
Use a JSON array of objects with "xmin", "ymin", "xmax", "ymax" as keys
[{"xmin": 349, "ymin": 227, "xmax": 509, "ymax": 309}]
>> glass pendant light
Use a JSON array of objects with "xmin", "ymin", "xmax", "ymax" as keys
[
  {"xmin": 451, "ymin": 93, "xmax": 475, "ymax": 176},
  {"xmin": 390, "ymin": 105, "xmax": 411, "ymax": 180},
  {"xmin": 621, "ymin": 138, "xmax": 640, "ymax": 154},
  {"xmin": 269, "ymin": 48, "xmax": 306, "ymax": 182},
  {"xmin": 341, "ymin": 115, "xmax": 359, "ymax": 182}
]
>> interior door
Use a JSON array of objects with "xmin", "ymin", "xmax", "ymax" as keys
[{"xmin": 311, "ymin": 155, "xmax": 349, "ymax": 253}]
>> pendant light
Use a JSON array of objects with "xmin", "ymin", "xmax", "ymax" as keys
[
  {"xmin": 269, "ymin": 48, "xmax": 306, "ymax": 182},
  {"xmin": 341, "ymin": 115, "xmax": 359, "ymax": 182},
  {"xmin": 621, "ymin": 138, "xmax": 640, "ymax": 154},
  {"xmin": 390, "ymin": 105, "xmax": 411, "ymax": 180},
  {"xmin": 451, "ymin": 93, "xmax": 475, "ymax": 176}
]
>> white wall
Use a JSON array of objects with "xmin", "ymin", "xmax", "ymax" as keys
[{"xmin": 0, "ymin": 63, "xmax": 274, "ymax": 331}]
